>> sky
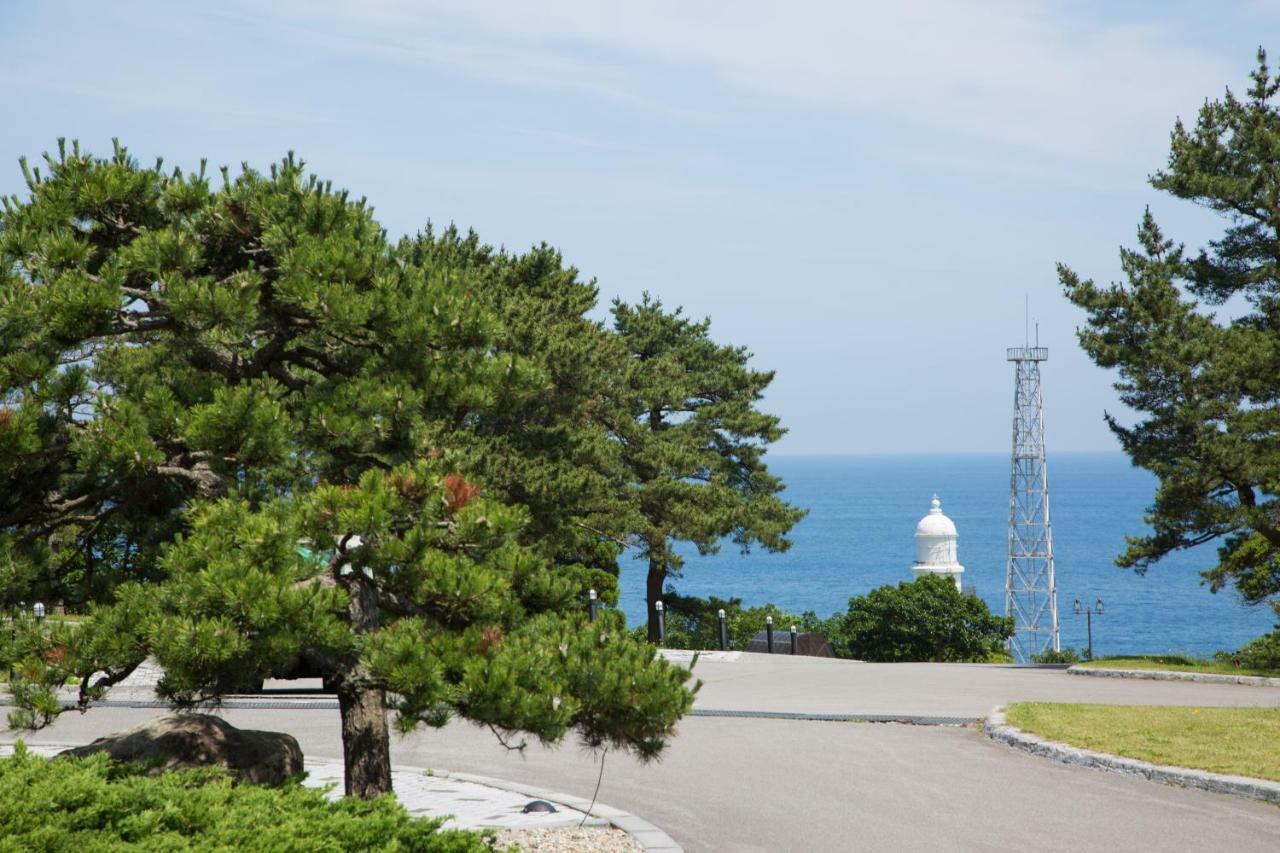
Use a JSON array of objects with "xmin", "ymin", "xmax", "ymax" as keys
[{"xmin": 1, "ymin": 1, "xmax": 1275, "ymax": 454}]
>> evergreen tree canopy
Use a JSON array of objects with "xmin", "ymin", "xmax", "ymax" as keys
[
  {"xmin": 609, "ymin": 295, "xmax": 805, "ymax": 640},
  {"xmin": 0, "ymin": 141, "xmax": 695, "ymax": 797},
  {"xmin": 838, "ymin": 575, "xmax": 1014, "ymax": 663},
  {"xmin": 1061, "ymin": 50, "xmax": 1280, "ymax": 613}
]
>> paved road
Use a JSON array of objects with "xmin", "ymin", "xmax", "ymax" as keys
[
  {"xmin": 9, "ymin": 657, "xmax": 1280, "ymax": 852},
  {"xmin": 685, "ymin": 655, "xmax": 1280, "ymax": 716}
]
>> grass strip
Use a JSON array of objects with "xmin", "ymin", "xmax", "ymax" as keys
[
  {"xmin": 1004, "ymin": 702, "xmax": 1280, "ymax": 782},
  {"xmin": 1078, "ymin": 655, "xmax": 1280, "ymax": 679}
]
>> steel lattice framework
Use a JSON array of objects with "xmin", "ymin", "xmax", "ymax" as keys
[{"xmin": 1005, "ymin": 345, "xmax": 1059, "ymax": 662}]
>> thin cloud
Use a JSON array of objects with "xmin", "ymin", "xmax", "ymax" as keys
[{"xmin": 272, "ymin": 0, "xmax": 1236, "ymax": 177}]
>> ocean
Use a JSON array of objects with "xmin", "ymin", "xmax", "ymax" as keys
[{"xmin": 615, "ymin": 453, "xmax": 1277, "ymax": 657}]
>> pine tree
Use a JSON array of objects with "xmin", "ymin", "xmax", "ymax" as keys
[
  {"xmin": 1061, "ymin": 49, "xmax": 1280, "ymax": 612},
  {"xmin": 394, "ymin": 227, "xmax": 632, "ymax": 590},
  {"xmin": 0, "ymin": 142, "xmax": 695, "ymax": 797},
  {"xmin": 609, "ymin": 295, "xmax": 805, "ymax": 641}
]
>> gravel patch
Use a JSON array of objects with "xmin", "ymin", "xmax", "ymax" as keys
[{"xmin": 496, "ymin": 825, "xmax": 644, "ymax": 852}]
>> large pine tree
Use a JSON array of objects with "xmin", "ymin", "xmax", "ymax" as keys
[
  {"xmin": 609, "ymin": 295, "xmax": 805, "ymax": 641},
  {"xmin": 0, "ymin": 142, "xmax": 694, "ymax": 797},
  {"xmin": 1062, "ymin": 50, "xmax": 1280, "ymax": 614}
]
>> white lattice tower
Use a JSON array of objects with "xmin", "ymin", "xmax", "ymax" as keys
[{"xmin": 1005, "ymin": 345, "xmax": 1059, "ymax": 662}]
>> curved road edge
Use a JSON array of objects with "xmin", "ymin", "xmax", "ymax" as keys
[
  {"xmin": 1065, "ymin": 665, "xmax": 1280, "ymax": 688},
  {"xmin": 434, "ymin": 767, "xmax": 683, "ymax": 852},
  {"xmin": 982, "ymin": 706, "xmax": 1280, "ymax": 805}
]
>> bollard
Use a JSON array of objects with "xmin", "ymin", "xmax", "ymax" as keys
[
  {"xmin": 588, "ymin": 588, "xmax": 598, "ymax": 622},
  {"xmin": 790, "ymin": 624, "xmax": 797, "ymax": 655},
  {"xmin": 717, "ymin": 608, "xmax": 728, "ymax": 650},
  {"xmin": 766, "ymin": 615, "xmax": 774, "ymax": 654},
  {"xmin": 655, "ymin": 600, "xmax": 666, "ymax": 645}
]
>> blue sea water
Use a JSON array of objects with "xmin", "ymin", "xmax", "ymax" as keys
[{"xmin": 616, "ymin": 453, "xmax": 1277, "ymax": 657}]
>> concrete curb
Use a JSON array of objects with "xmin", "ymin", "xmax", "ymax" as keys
[
  {"xmin": 429, "ymin": 767, "xmax": 682, "ymax": 852},
  {"xmin": 1065, "ymin": 664, "xmax": 1280, "ymax": 688},
  {"xmin": 983, "ymin": 706, "xmax": 1280, "ymax": 805}
]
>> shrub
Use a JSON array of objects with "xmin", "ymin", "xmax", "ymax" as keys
[
  {"xmin": 1229, "ymin": 631, "xmax": 1280, "ymax": 671},
  {"xmin": 838, "ymin": 575, "xmax": 1015, "ymax": 663},
  {"xmin": 1031, "ymin": 647, "xmax": 1081, "ymax": 664},
  {"xmin": 0, "ymin": 744, "xmax": 500, "ymax": 852},
  {"xmin": 642, "ymin": 592, "xmax": 835, "ymax": 652}
]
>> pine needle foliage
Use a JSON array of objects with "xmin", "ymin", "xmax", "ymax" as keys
[
  {"xmin": 609, "ymin": 295, "xmax": 806, "ymax": 640},
  {"xmin": 1061, "ymin": 49, "xmax": 1280, "ymax": 619},
  {"xmin": 0, "ymin": 744, "xmax": 499, "ymax": 852},
  {"xmin": 0, "ymin": 142, "xmax": 696, "ymax": 797}
]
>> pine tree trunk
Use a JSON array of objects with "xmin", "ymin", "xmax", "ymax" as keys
[
  {"xmin": 337, "ymin": 685, "xmax": 392, "ymax": 798},
  {"xmin": 335, "ymin": 560, "xmax": 393, "ymax": 798},
  {"xmin": 646, "ymin": 555, "xmax": 666, "ymax": 643}
]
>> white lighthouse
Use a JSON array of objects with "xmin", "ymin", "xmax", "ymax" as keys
[{"xmin": 912, "ymin": 495, "xmax": 964, "ymax": 591}]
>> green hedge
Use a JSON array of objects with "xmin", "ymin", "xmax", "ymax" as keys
[{"xmin": 0, "ymin": 744, "xmax": 501, "ymax": 852}]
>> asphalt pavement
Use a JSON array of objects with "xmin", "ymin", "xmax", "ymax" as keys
[{"xmin": 7, "ymin": 655, "xmax": 1280, "ymax": 852}]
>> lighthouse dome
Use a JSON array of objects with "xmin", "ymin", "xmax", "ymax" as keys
[
  {"xmin": 915, "ymin": 496, "xmax": 957, "ymax": 538},
  {"xmin": 911, "ymin": 495, "xmax": 964, "ymax": 590}
]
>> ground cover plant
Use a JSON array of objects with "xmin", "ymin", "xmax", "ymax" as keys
[
  {"xmin": 1004, "ymin": 702, "xmax": 1280, "ymax": 782},
  {"xmin": 0, "ymin": 743, "xmax": 499, "ymax": 852}
]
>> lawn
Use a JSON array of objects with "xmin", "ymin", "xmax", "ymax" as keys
[
  {"xmin": 1004, "ymin": 702, "xmax": 1280, "ymax": 782},
  {"xmin": 1078, "ymin": 655, "xmax": 1280, "ymax": 679}
]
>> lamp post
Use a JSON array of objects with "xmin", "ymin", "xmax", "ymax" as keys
[
  {"xmin": 587, "ymin": 589, "xmax": 598, "ymax": 622},
  {"xmin": 655, "ymin": 600, "xmax": 666, "ymax": 645},
  {"xmin": 717, "ymin": 608, "xmax": 728, "ymax": 651},
  {"xmin": 1073, "ymin": 597, "xmax": 1104, "ymax": 661},
  {"xmin": 789, "ymin": 624, "xmax": 798, "ymax": 655},
  {"xmin": 765, "ymin": 615, "xmax": 774, "ymax": 653}
]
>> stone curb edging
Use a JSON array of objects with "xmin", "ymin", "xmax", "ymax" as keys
[
  {"xmin": 1065, "ymin": 665, "xmax": 1280, "ymax": 688},
  {"xmin": 426, "ymin": 767, "xmax": 682, "ymax": 852},
  {"xmin": 983, "ymin": 706, "xmax": 1280, "ymax": 805}
]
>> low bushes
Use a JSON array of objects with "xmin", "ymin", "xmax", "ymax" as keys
[
  {"xmin": 0, "ymin": 744, "xmax": 499, "ymax": 852},
  {"xmin": 1031, "ymin": 647, "xmax": 1082, "ymax": 664},
  {"xmin": 641, "ymin": 592, "xmax": 823, "ymax": 652},
  {"xmin": 1219, "ymin": 629, "xmax": 1280, "ymax": 673},
  {"xmin": 654, "ymin": 575, "xmax": 1013, "ymax": 662}
]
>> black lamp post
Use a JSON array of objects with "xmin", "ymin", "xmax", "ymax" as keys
[{"xmin": 1073, "ymin": 597, "xmax": 1104, "ymax": 661}]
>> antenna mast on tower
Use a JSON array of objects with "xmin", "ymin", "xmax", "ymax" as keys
[{"xmin": 1005, "ymin": 339, "xmax": 1059, "ymax": 662}]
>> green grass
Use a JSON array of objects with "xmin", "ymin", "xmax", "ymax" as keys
[
  {"xmin": 1005, "ymin": 702, "xmax": 1280, "ymax": 782},
  {"xmin": 1078, "ymin": 655, "xmax": 1280, "ymax": 679}
]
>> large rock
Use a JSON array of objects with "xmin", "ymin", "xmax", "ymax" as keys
[{"xmin": 60, "ymin": 713, "xmax": 304, "ymax": 786}]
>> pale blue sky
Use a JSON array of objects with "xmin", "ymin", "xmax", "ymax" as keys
[{"xmin": 2, "ymin": 1, "xmax": 1275, "ymax": 453}]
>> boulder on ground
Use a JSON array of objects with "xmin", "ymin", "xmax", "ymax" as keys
[{"xmin": 60, "ymin": 713, "xmax": 303, "ymax": 786}]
